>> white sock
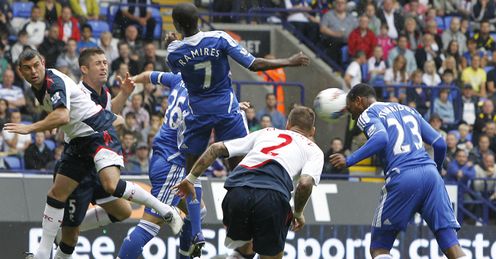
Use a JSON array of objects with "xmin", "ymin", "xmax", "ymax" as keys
[
  {"xmin": 456, "ymin": 256, "xmax": 470, "ymax": 259},
  {"xmin": 35, "ymin": 204, "xmax": 64, "ymax": 259},
  {"xmin": 54, "ymin": 247, "xmax": 72, "ymax": 259},
  {"xmin": 79, "ymin": 206, "xmax": 112, "ymax": 232},
  {"xmin": 122, "ymin": 181, "xmax": 173, "ymax": 217},
  {"xmin": 374, "ymin": 255, "xmax": 393, "ymax": 259}
]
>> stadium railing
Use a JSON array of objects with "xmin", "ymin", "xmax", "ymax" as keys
[{"xmin": 232, "ymin": 80, "xmax": 306, "ymax": 105}]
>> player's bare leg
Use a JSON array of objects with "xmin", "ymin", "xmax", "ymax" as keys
[
  {"xmin": 97, "ymin": 199, "xmax": 132, "ymax": 224},
  {"xmin": 98, "ymin": 166, "xmax": 183, "ymax": 234},
  {"xmin": 444, "ymin": 244, "xmax": 467, "ymax": 259},
  {"xmin": 371, "ymin": 248, "xmax": 393, "ymax": 258}
]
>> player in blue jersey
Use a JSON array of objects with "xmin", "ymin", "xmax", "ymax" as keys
[
  {"xmin": 167, "ymin": 3, "xmax": 309, "ymax": 254},
  {"xmin": 116, "ymin": 70, "xmax": 205, "ymax": 259},
  {"xmin": 330, "ymin": 84, "xmax": 467, "ymax": 259}
]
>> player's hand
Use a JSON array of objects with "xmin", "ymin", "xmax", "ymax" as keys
[
  {"xmin": 165, "ymin": 32, "xmax": 179, "ymax": 48},
  {"xmin": 239, "ymin": 101, "xmax": 251, "ymax": 111},
  {"xmin": 292, "ymin": 214, "xmax": 305, "ymax": 231},
  {"xmin": 289, "ymin": 52, "xmax": 310, "ymax": 66},
  {"xmin": 173, "ymin": 179, "xmax": 196, "ymax": 200},
  {"xmin": 329, "ymin": 153, "xmax": 346, "ymax": 169},
  {"xmin": 117, "ymin": 72, "xmax": 136, "ymax": 95},
  {"xmin": 4, "ymin": 123, "xmax": 32, "ymax": 135}
]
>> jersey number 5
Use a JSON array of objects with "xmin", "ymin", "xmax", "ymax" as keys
[
  {"xmin": 261, "ymin": 134, "xmax": 293, "ymax": 156},
  {"xmin": 387, "ymin": 115, "xmax": 423, "ymax": 155}
]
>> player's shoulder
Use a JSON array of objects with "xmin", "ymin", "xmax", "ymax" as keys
[
  {"xmin": 357, "ymin": 102, "xmax": 383, "ymax": 129},
  {"xmin": 167, "ymin": 40, "xmax": 185, "ymax": 53},
  {"xmin": 46, "ymin": 69, "xmax": 77, "ymax": 88}
]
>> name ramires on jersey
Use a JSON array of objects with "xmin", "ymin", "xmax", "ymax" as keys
[
  {"xmin": 378, "ymin": 104, "xmax": 416, "ymax": 120},
  {"xmin": 178, "ymin": 48, "xmax": 221, "ymax": 66}
]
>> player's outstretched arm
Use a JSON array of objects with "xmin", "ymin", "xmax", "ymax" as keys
[
  {"xmin": 292, "ymin": 175, "xmax": 315, "ymax": 231},
  {"xmin": 131, "ymin": 71, "xmax": 153, "ymax": 84},
  {"xmin": 111, "ymin": 72, "xmax": 136, "ymax": 114},
  {"xmin": 4, "ymin": 107, "xmax": 69, "ymax": 134},
  {"xmin": 248, "ymin": 52, "xmax": 310, "ymax": 71}
]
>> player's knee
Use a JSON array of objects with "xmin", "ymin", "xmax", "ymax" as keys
[{"xmin": 47, "ymin": 187, "xmax": 69, "ymax": 203}]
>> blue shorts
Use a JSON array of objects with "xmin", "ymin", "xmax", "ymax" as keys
[
  {"xmin": 372, "ymin": 165, "xmax": 460, "ymax": 233},
  {"xmin": 144, "ymin": 150, "xmax": 185, "ymax": 218},
  {"xmin": 181, "ymin": 111, "xmax": 248, "ymax": 155}
]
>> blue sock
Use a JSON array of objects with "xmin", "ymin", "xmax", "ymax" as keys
[
  {"xmin": 179, "ymin": 218, "xmax": 192, "ymax": 259},
  {"xmin": 118, "ymin": 220, "xmax": 160, "ymax": 259},
  {"xmin": 187, "ymin": 187, "xmax": 203, "ymax": 238}
]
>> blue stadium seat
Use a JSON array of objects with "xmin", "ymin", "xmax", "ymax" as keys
[
  {"xmin": 444, "ymin": 16, "xmax": 454, "ymax": 30},
  {"xmin": 150, "ymin": 7, "xmax": 163, "ymax": 41},
  {"xmin": 107, "ymin": 4, "xmax": 121, "ymax": 31},
  {"xmin": 87, "ymin": 20, "xmax": 110, "ymax": 39},
  {"xmin": 341, "ymin": 46, "xmax": 349, "ymax": 65},
  {"xmin": 435, "ymin": 16, "xmax": 445, "ymax": 30},
  {"xmin": 12, "ymin": 2, "xmax": 34, "ymax": 18},
  {"xmin": 361, "ymin": 63, "xmax": 369, "ymax": 82},
  {"xmin": 5, "ymin": 156, "xmax": 22, "ymax": 170},
  {"xmin": 44, "ymin": 139, "xmax": 56, "ymax": 151}
]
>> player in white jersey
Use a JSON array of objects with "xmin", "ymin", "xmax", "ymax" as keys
[
  {"xmin": 5, "ymin": 48, "xmax": 183, "ymax": 259},
  {"xmin": 175, "ymin": 106, "xmax": 324, "ymax": 259}
]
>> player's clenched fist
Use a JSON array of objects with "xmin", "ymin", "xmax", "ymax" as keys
[
  {"xmin": 329, "ymin": 153, "xmax": 346, "ymax": 169},
  {"xmin": 289, "ymin": 52, "xmax": 310, "ymax": 66},
  {"xmin": 292, "ymin": 213, "xmax": 305, "ymax": 232}
]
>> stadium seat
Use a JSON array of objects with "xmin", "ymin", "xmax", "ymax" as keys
[
  {"xmin": 107, "ymin": 4, "xmax": 121, "ymax": 31},
  {"xmin": 361, "ymin": 63, "xmax": 369, "ymax": 82},
  {"xmin": 435, "ymin": 16, "xmax": 445, "ymax": 30},
  {"xmin": 5, "ymin": 156, "xmax": 22, "ymax": 170},
  {"xmin": 12, "ymin": 2, "xmax": 34, "ymax": 18},
  {"xmin": 444, "ymin": 16, "xmax": 454, "ymax": 29},
  {"xmin": 341, "ymin": 46, "xmax": 349, "ymax": 65},
  {"xmin": 44, "ymin": 139, "xmax": 56, "ymax": 151},
  {"xmin": 150, "ymin": 7, "xmax": 163, "ymax": 41},
  {"xmin": 87, "ymin": 20, "xmax": 110, "ymax": 39}
]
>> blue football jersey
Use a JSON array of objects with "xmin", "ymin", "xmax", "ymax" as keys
[
  {"xmin": 357, "ymin": 102, "xmax": 438, "ymax": 174},
  {"xmin": 166, "ymin": 31, "xmax": 256, "ymax": 115},
  {"xmin": 149, "ymin": 71, "xmax": 189, "ymax": 166}
]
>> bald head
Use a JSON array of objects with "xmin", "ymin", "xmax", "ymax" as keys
[{"xmin": 172, "ymin": 3, "xmax": 199, "ymax": 35}]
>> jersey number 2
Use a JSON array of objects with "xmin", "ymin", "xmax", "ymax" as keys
[
  {"xmin": 194, "ymin": 61, "xmax": 212, "ymax": 89},
  {"xmin": 261, "ymin": 134, "xmax": 293, "ymax": 156},
  {"xmin": 387, "ymin": 115, "xmax": 423, "ymax": 155}
]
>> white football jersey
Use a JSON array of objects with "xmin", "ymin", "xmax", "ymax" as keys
[
  {"xmin": 224, "ymin": 127, "xmax": 324, "ymax": 185},
  {"xmin": 78, "ymin": 81, "xmax": 112, "ymax": 111}
]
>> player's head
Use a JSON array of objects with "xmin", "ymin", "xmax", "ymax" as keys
[
  {"xmin": 18, "ymin": 48, "xmax": 46, "ymax": 86},
  {"xmin": 346, "ymin": 83, "xmax": 376, "ymax": 120},
  {"xmin": 172, "ymin": 3, "xmax": 199, "ymax": 35},
  {"xmin": 287, "ymin": 106, "xmax": 316, "ymax": 138},
  {"xmin": 79, "ymin": 48, "xmax": 109, "ymax": 85}
]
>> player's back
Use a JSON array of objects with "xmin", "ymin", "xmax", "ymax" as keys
[
  {"xmin": 225, "ymin": 128, "xmax": 323, "ymax": 200},
  {"xmin": 358, "ymin": 102, "xmax": 435, "ymax": 175},
  {"xmin": 167, "ymin": 31, "xmax": 255, "ymax": 115}
]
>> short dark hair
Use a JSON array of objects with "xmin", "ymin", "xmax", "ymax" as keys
[
  {"xmin": 172, "ymin": 3, "xmax": 199, "ymax": 31},
  {"xmin": 287, "ymin": 106, "xmax": 315, "ymax": 132},
  {"xmin": 261, "ymin": 114, "xmax": 272, "ymax": 121},
  {"xmin": 117, "ymin": 41, "xmax": 129, "ymax": 50},
  {"xmin": 79, "ymin": 47, "xmax": 106, "ymax": 67},
  {"xmin": 81, "ymin": 23, "xmax": 93, "ymax": 32},
  {"xmin": 443, "ymin": 69, "xmax": 454, "ymax": 76},
  {"xmin": 265, "ymin": 93, "xmax": 276, "ymax": 99},
  {"xmin": 18, "ymin": 47, "xmax": 43, "ymax": 67},
  {"xmin": 125, "ymin": 112, "xmax": 136, "ymax": 119},
  {"xmin": 347, "ymin": 83, "xmax": 376, "ymax": 102}
]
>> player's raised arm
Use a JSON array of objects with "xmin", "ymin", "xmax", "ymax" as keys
[
  {"xmin": 249, "ymin": 52, "xmax": 310, "ymax": 71},
  {"xmin": 111, "ymin": 72, "xmax": 135, "ymax": 114},
  {"xmin": 4, "ymin": 107, "xmax": 69, "ymax": 134}
]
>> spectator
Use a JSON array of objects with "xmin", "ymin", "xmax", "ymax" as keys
[
  {"xmin": 57, "ymin": 6, "xmax": 80, "ymax": 42},
  {"xmin": 259, "ymin": 114, "xmax": 273, "ymax": 129},
  {"xmin": 457, "ymin": 123, "xmax": 473, "ymax": 152},
  {"xmin": 385, "ymin": 55, "xmax": 409, "ymax": 85},
  {"xmin": 141, "ymin": 82, "xmax": 158, "ymax": 115},
  {"xmin": 442, "ymin": 40, "xmax": 463, "ymax": 71},
  {"xmin": 123, "ymin": 93, "xmax": 150, "ymax": 129},
  {"xmin": 24, "ymin": 132, "xmax": 54, "ymax": 170},
  {"xmin": 37, "ymin": 0, "xmax": 62, "ymax": 26},
  {"xmin": 445, "ymin": 133, "xmax": 459, "ymax": 166},
  {"xmin": 46, "ymin": 144, "xmax": 63, "ymax": 171},
  {"xmin": 98, "ymin": 31, "xmax": 118, "ymax": 63},
  {"xmin": 441, "ymin": 17, "xmax": 467, "ymax": 55},
  {"xmin": 368, "ymin": 46, "xmax": 386, "ymax": 82},
  {"xmin": 446, "ymin": 148, "xmax": 475, "ymax": 185},
  {"xmin": 143, "ymin": 42, "xmax": 168, "ymax": 72},
  {"xmin": 422, "ymin": 60, "xmax": 441, "ymax": 86},
  {"xmin": 119, "ymin": 111, "xmax": 143, "ymax": 142},
  {"xmin": 0, "ymin": 69, "xmax": 25, "ymax": 109},
  {"xmin": 402, "ymin": 17, "xmax": 422, "ymax": 51},
  {"xmin": 438, "ymin": 56, "xmax": 460, "ymax": 80},
  {"xmin": 433, "ymin": 88, "xmax": 455, "ymax": 124},
  {"xmin": 22, "ymin": 6, "xmax": 46, "ymax": 47},
  {"xmin": 470, "ymin": 135, "xmax": 494, "ymax": 166},
  {"xmin": 111, "ymin": 41, "xmax": 139, "ymax": 75},
  {"xmin": 487, "ymin": 67, "xmax": 496, "ymax": 100},
  {"xmin": 126, "ymin": 142, "xmax": 149, "ymax": 174},
  {"xmin": 69, "ymin": 0, "xmax": 99, "ymax": 22},
  {"xmin": 377, "ymin": 0, "xmax": 404, "ymax": 40},
  {"xmin": 38, "ymin": 24, "xmax": 65, "ymax": 68},
  {"xmin": 118, "ymin": 0, "xmax": 157, "ymax": 41},
  {"xmin": 141, "ymin": 112, "xmax": 161, "ymax": 141},
  {"xmin": 473, "ymin": 153, "xmax": 496, "ymax": 195},
  {"xmin": 77, "ymin": 24, "xmax": 98, "ymax": 51},
  {"xmin": 0, "ymin": 98, "xmax": 8, "ymax": 129},
  {"xmin": 204, "ymin": 158, "xmax": 228, "ymax": 178},
  {"xmin": 471, "ymin": 0, "xmax": 495, "ymax": 26},
  {"xmin": 319, "ymin": 0, "xmax": 357, "ymax": 64},
  {"xmin": 256, "ymin": 93, "xmax": 286, "ymax": 129},
  {"xmin": 425, "ymin": 20, "xmax": 444, "ymax": 48},
  {"xmin": 284, "ymin": 0, "xmax": 320, "ymax": 43},
  {"xmin": 2, "ymin": 109, "xmax": 31, "ymax": 155},
  {"xmin": 483, "ymin": 122, "xmax": 496, "ymax": 153},
  {"xmin": 123, "ymin": 25, "xmax": 143, "ymax": 60},
  {"xmin": 55, "ymin": 38, "xmax": 80, "ymax": 81},
  {"xmin": 245, "ymin": 106, "xmax": 260, "ymax": 132},
  {"xmin": 344, "ymin": 51, "xmax": 367, "ymax": 90},
  {"xmin": 108, "ymin": 62, "xmax": 129, "ymax": 89},
  {"xmin": 461, "ymin": 55, "xmax": 486, "ymax": 97},
  {"xmin": 415, "ymin": 33, "xmax": 442, "ymax": 70},
  {"xmin": 407, "ymin": 70, "xmax": 429, "ymax": 115},
  {"xmin": 460, "ymin": 17, "xmax": 471, "ymax": 41},
  {"xmin": 475, "ymin": 100, "xmax": 496, "ymax": 140},
  {"xmin": 430, "ymin": 113, "xmax": 447, "ymax": 138},
  {"xmin": 433, "ymin": 0, "xmax": 458, "ymax": 16},
  {"xmin": 365, "ymin": 3, "xmax": 381, "ymax": 35},
  {"xmin": 323, "ymin": 137, "xmax": 349, "ymax": 175},
  {"xmin": 403, "ymin": 0, "xmax": 428, "ymax": 18},
  {"xmin": 461, "ymin": 84, "xmax": 478, "ymax": 126},
  {"xmin": 10, "ymin": 30, "xmax": 31, "ymax": 64},
  {"xmin": 388, "ymin": 34, "xmax": 418, "ymax": 74},
  {"xmin": 121, "ymin": 130, "xmax": 137, "ymax": 162},
  {"xmin": 461, "ymin": 39, "xmax": 485, "ymax": 69},
  {"xmin": 376, "ymin": 23, "xmax": 395, "ymax": 60},
  {"xmin": 0, "ymin": 42, "xmax": 9, "ymax": 83},
  {"xmin": 440, "ymin": 68, "xmax": 457, "ymax": 88},
  {"xmin": 472, "ymin": 20, "xmax": 496, "ymax": 52},
  {"xmin": 348, "ymin": 15, "xmax": 377, "ymax": 58}
]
